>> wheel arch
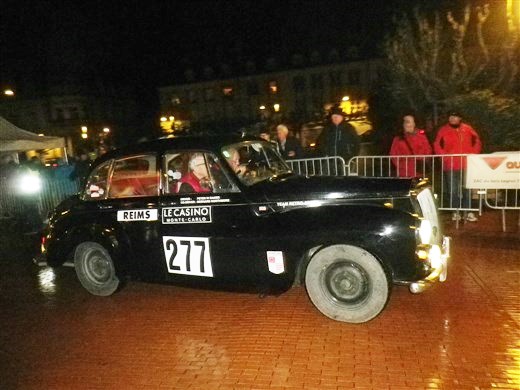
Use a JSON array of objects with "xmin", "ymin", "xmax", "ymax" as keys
[
  {"xmin": 48, "ymin": 223, "xmax": 131, "ymax": 277},
  {"xmin": 294, "ymin": 237, "xmax": 394, "ymax": 288}
]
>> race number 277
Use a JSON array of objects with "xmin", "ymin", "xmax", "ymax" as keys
[{"xmin": 162, "ymin": 236, "xmax": 213, "ymax": 277}]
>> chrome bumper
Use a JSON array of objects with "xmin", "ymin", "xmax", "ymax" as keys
[{"xmin": 409, "ymin": 236, "xmax": 450, "ymax": 294}]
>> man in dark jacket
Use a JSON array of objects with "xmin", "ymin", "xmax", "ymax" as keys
[{"xmin": 317, "ymin": 106, "xmax": 360, "ymax": 162}]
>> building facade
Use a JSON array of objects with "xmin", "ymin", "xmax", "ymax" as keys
[
  {"xmin": 158, "ymin": 58, "xmax": 385, "ymax": 133},
  {"xmin": 0, "ymin": 85, "xmax": 138, "ymax": 156}
]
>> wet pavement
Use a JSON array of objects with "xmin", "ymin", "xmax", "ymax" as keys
[{"xmin": 0, "ymin": 210, "xmax": 519, "ymax": 390}]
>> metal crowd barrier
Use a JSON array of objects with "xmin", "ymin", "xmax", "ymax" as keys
[
  {"xmin": 347, "ymin": 154, "xmax": 484, "ymax": 214},
  {"xmin": 289, "ymin": 153, "xmax": 518, "ymax": 231},
  {"xmin": 286, "ymin": 156, "xmax": 346, "ymax": 176},
  {"xmin": 0, "ymin": 176, "xmax": 80, "ymax": 223},
  {"xmin": 485, "ymin": 189, "xmax": 520, "ymax": 232}
]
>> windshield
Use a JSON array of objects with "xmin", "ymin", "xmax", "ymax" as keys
[{"xmin": 221, "ymin": 141, "xmax": 293, "ymax": 185}]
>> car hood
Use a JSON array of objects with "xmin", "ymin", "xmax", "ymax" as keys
[{"xmin": 253, "ymin": 175, "xmax": 414, "ymax": 202}]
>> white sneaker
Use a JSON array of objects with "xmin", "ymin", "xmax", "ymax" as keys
[
  {"xmin": 452, "ymin": 212, "xmax": 461, "ymax": 221},
  {"xmin": 466, "ymin": 212, "xmax": 478, "ymax": 222}
]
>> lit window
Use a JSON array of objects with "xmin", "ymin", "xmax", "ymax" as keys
[
  {"xmin": 268, "ymin": 81, "xmax": 278, "ymax": 94},
  {"xmin": 223, "ymin": 87, "xmax": 233, "ymax": 97}
]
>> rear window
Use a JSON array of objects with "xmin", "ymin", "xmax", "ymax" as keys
[{"xmin": 108, "ymin": 154, "xmax": 159, "ymax": 198}]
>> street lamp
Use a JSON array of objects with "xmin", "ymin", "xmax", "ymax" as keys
[
  {"xmin": 4, "ymin": 89, "xmax": 14, "ymax": 96},
  {"xmin": 273, "ymin": 103, "xmax": 280, "ymax": 112},
  {"xmin": 103, "ymin": 127, "xmax": 110, "ymax": 133},
  {"xmin": 342, "ymin": 95, "xmax": 350, "ymax": 102}
]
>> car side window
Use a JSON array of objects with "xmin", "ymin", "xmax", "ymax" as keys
[
  {"xmin": 84, "ymin": 160, "xmax": 112, "ymax": 200},
  {"xmin": 163, "ymin": 151, "xmax": 237, "ymax": 194},
  {"xmin": 108, "ymin": 154, "xmax": 159, "ymax": 198}
]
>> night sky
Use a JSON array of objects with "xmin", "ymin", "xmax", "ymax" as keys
[
  {"xmin": 2, "ymin": 1, "xmax": 417, "ymax": 88},
  {"xmin": 2, "ymin": 0, "xmax": 470, "ymax": 123}
]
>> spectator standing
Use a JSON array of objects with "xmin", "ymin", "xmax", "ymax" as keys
[
  {"xmin": 317, "ymin": 106, "xmax": 360, "ymax": 162},
  {"xmin": 276, "ymin": 124, "xmax": 302, "ymax": 159},
  {"xmin": 389, "ymin": 113, "xmax": 432, "ymax": 177},
  {"xmin": 0, "ymin": 155, "xmax": 19, "ymax": 179},
  {"xmin": 53, "ymin": 159, "xmax": 74, "ymax": 181},
  {"xmin": 69, "ymin": 151, "xmax": 91, "ymax": 183},
  {"xmin": 434, "ymin": 110, "xmax": 482, "ymax": 222},
  {"xmin": 259, "ymin": 130, "xmax": 271, "ymax": 142}
]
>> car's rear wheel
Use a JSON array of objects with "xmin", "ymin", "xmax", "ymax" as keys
[
  {"xmin": 74, "ymin": 242, "xmax": 119, "ymax": 296},
  {"xmin": 305, "ymin": 244, "xmax": 390, "ymax": 323}
]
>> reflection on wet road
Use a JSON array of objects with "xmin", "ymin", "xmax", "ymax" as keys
[{"xmin": 0, "ymin": 211, "xmax": 519, "ymax": 389}]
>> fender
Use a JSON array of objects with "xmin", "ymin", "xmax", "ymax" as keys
[
  {"xmin": 46, "ymin": 222, "xmax": 131, "ymax": 277},
  {"xmin": 272, "ymin": 204, "xmax": 421, "ymax": 283}
]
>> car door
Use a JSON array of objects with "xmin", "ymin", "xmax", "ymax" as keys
[
  {"xmin": 83, "ymin": 153, "xmax": 163, "ymax": 281},
  {"xmin": 159, "ymin": 150, "xmax": 286, "ymax": 292}
]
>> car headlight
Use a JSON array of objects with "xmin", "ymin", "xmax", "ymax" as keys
[{"xmin": 419, "ymin": 219, "xmax": 432, "ymax": 245}]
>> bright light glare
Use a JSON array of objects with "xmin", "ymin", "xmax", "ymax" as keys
[
  {"xmin": 428, "ymin": 245, "xmax": 441, "ymax": 269},
  {"xmin": 419, "ymin": 219, "xmax": 432, "ymax": 244},
  {"xmin": 273, "ymin": 103, "xmax": 280, "ymax": 112},
  {"xmin": 259, "ymin": 105, "xmax": 266, "ymax": 110},
  {"xmin": 18, "ymin": 173, "xmax": 42, "ymax": 194},
  {"xmin": 381, "ymin": 225, "xmax": 393, "ymax": 236},
  {"xmin": 160, "ymin": 117, "xmax": 167, "ymax": 122},
  {"xmin": 38, "ymin": 268, "xmax": 56, "ymax": 295},
  {"xmin": 81, "ymin": 126, "xmax": 88, "ymax": 132},
  {"xmin": 342, "ymin": 95, "xmax": 350, "ymax": 101},
  {"xmin": 4, "ymin": 89, "xmax": 14, "ymax": 96},
  {"xmin": 81, "ymin": 133, "xmax": 88, "ymax": 139}
]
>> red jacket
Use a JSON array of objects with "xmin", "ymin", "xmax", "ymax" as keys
[
  {"xmin": 434, "ymin": 123, "xmax": 482, "ymax": 171},
  {"xmin": 389, "ymin": 129, "xmax": 432, "ymax": 177},
  {"xmin": 178, "ymin": 172, "xmax": 211, "ymax": 193}
]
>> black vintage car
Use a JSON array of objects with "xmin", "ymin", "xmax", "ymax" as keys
[{"xmin": 38, "ymin": 135, "xmax": 449, "ymax": 323}]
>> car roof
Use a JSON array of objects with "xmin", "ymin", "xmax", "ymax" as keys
[{"xmin": 94, "ymin": 134, "xmax": 260, "ymax": 165}]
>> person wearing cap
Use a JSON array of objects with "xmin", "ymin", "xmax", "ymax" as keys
[
  {"xmin": 389, "ymin": 113, "xmax": 432, "ymax": 177},
  {"xmin": 317, "ymin": 106, "xmax": 360, "ymax": 163},
  {"xmin": 275, "ymin": 124, "xmax": 302, "ymax": 159},
  {"xmin": 434, "ymin": 110, "xmax": 482, "ymax": 222}
]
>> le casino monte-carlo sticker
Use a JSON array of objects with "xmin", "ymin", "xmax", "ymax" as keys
[{"xmin": 162, "ymin": 206, "xmax": 212, "ymax": 224}]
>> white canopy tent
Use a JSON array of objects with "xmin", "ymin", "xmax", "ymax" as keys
[{"xmin": 0, "ymin": 116, "xmax": 65, "ymax": 153}]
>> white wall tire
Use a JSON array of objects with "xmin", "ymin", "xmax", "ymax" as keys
[{"xmin": 305, "ymin": 245, "xmax": 390, "ymax": 323}]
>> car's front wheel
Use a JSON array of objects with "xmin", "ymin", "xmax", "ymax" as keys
[
  {"xmin": 74, "ymin": 242, "xmax": 120, "ymax": 296},
  {"xmin": 305, "ymin": 244, "xmax": 390, "ymax": 323}
]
